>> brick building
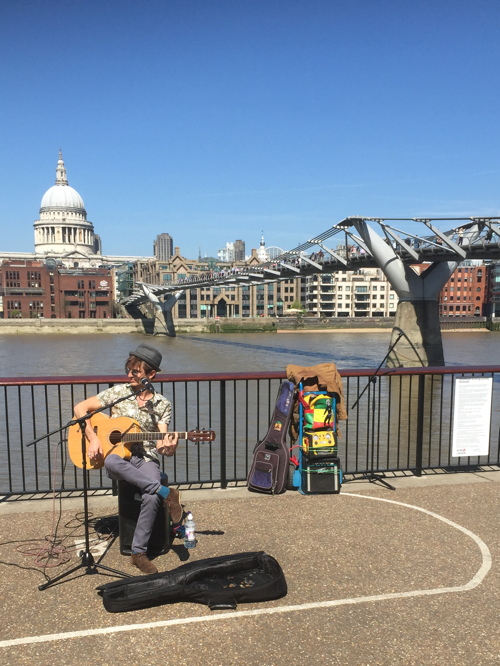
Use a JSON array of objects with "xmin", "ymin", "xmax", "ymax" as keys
[
  {"xmin": 0, "ymin": 259, "xmax": 113, "ymax": 319},
  {"xmin": 437, "ymin": 262, "xmax": 488, "ymax": 317}
]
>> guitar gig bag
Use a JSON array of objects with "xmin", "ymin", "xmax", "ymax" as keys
[
  {"xmin": 96, "ymin": 551, "xmax": 287, "ymax": 613},
  {"xmin": 247, "ymin": 380, "xmax": 295, "ymax": 495}
]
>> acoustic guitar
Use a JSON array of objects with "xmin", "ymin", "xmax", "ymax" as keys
[{"xmin": 68, "ymin": 412, "xmax": 216, "ymax": 470}]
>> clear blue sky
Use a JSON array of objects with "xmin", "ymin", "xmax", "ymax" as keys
[{"xmin": 1, "ymin": 0, "xmax": 499, "ymax": 259}]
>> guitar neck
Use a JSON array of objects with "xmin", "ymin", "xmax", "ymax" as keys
[{"xmin": 122, "ymin": 431, "xmax": 189, "ymax": 443}]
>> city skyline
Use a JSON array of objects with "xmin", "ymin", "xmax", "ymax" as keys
[
  {"xmin": 1, "ymin": 150, "xmax": 268, "ymax": 263},
  {"xmin": 1, "ymin": 1, "xmax": 499, "ymax": 260}
]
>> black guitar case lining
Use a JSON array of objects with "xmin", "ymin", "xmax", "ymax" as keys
[{"xmin": 96, "ymin": 551, "xmax": 287, "ymax": 613}]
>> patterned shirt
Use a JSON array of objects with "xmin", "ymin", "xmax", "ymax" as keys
[{"xmin": 96, "ymin": 383, "xmax": 172, "ymax": 460}]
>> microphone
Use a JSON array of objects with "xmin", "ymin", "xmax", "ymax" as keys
[{"xmin": 140, "ymin": 377, "xmax": 156, "ymax": 394}]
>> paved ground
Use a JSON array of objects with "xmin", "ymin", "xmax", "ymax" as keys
[{"xmin": 1, "ymin": 470, "xmax": 500, "ymax": 666}]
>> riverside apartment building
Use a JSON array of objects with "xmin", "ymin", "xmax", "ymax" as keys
[{"xmin": 303, "ymin": 267, "xmax": 399, "ymax": 317}]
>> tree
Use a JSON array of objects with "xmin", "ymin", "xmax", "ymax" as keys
[{"xmin": 290, "ymin": 300, "xmax": 305, "ymax": 312}]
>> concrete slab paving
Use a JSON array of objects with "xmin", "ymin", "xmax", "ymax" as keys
[{"xmin": 0, "ymin": 471, "xmax": 499, "ymax": 665}]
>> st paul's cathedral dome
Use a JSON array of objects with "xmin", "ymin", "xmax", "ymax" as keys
[{"xmin": 33, "ymin": 152, "xmax": 101, "ymax": 264}]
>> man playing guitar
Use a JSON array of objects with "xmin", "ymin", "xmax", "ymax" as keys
[{"xmin": 73, "ymin": 343, "xmax": 182, "ymax": 575}]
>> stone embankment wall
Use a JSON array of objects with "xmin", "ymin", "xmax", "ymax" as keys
[
  {"xmin": 0, "ymin": 319, "xmax": 148, "ymax": 334},
  {"xmin": 275, "ymin": 317, "xmax": 394, "ymax": 332},
  {"xmin": 0, "ymin": 318, "xmax": 218, "ymax": 334},
  {"xmin": 0, "ymin": 316, "xmax": 495, "ymax": 335},
  {"xmin": 0, "ymin": 317, "xmax": 274, "ymax": 334}
]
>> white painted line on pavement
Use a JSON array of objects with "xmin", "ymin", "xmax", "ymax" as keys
[{"xmin": 0, "ymin": 493, "xmax": 492, "ymax": 649}]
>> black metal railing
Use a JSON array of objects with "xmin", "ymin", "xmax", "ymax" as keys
[{"xmin": 1, "ymin": 366, "xmax": 499, "ymax": 497}]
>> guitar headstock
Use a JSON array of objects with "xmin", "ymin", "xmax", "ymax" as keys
[{"xmin": 187, "ymin": 428, "xmax": 216, "ymax": 443}]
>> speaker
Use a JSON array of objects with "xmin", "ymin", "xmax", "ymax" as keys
[
  {"xmin": 302, "ymin": 430, "xmax": 338, "ymax": 458},
  {"xmin": 118, "ymin": 480, "xmax": 171, "ymax": 556},
  {"xmin": 302, "ymin": 456, "xmax": 342, "ymax": 494}
]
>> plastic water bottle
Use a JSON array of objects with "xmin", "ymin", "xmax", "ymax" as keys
[{"xmin": 184, "ymin": 512, "xmax": 196, "ymax": 549}]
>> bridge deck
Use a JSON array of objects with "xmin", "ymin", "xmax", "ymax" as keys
[{"xmin": 123, "ymin": 216, "xmax": 500, "ymax": 305}]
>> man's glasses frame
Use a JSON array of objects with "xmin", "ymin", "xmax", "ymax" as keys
[{"xmin": 125, "ymin": 368, "xmax": 143, "ymax": 377}]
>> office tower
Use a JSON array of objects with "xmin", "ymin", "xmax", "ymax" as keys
[
  {"xmin": 154, "ymin": 233, "xmax": 174, "ymax": 261},
  {"xmin": 234, "ymin": 239, "xmax": 245, "ymax": 261},
  {"xmin": 218, "ymin": 242, "xmax": 235, "ymax": 262}
]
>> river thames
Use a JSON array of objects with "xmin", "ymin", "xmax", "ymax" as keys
[{"xmin": 0, "ymin": 330, "xmax": 498, "ymax": 377}]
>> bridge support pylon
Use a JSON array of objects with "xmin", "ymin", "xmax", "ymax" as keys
[
  {"xmin": 138, "ymin": 284, "xmax": 183, "ymax": 337},
  {"xmin": 158, "ymin": 291, "xmax": 184, "ymax": 337},
  {"xmin": 348, "ymin": 219, "xmax": 458, "ymax": 367},
  {"xmin": 388, "ymin": 300, "xmax": 444, "ymax": 367}
]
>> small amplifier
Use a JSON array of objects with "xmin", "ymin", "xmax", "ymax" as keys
[
  {"xmin": 302, "ymin": 456, "xmax": 342, "ymax": 494},
  {"xmin": 118, "ymin": 480, "xmax": 171, "ymax": 555}
]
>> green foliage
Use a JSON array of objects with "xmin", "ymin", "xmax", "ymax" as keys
[{"xmin": 289, "ymin": 300, "xmax": 305, "ymax": 313}]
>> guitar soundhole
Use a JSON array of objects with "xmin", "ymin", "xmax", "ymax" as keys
[{"xmin": 109, "ymin": 430, "xmax": 122, "ymax": 446}]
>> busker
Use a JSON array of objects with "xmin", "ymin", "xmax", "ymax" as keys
[{"xmin": 73, "ymin": 343, "xmax": 182, "ymax": 574}]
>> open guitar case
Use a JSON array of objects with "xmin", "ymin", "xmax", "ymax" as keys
[{"xmin": 96, "ymin": 551, "xmax": 287, "ymax": 613}]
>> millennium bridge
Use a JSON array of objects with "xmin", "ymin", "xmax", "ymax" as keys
[{"xmin": 122, "ymin": 216, "xmax": 500, "ymax": 366}]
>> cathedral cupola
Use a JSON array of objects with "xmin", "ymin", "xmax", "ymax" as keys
[{"xmin": 34, "ymin": 152, "xmax": 98, "ymax": 261}]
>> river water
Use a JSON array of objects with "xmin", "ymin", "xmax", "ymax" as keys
[{"xmin": 1, "ymin": 330, "xmax": 499, "ymax": 377}]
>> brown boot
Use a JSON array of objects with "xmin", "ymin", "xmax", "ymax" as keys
[
  {"xmin": 165, "ymin": 487, "xmax": 183, "ymax": 524},
  {"xmin": 130, "ymin": 553, "xmax": 158, "ymax": 575}
]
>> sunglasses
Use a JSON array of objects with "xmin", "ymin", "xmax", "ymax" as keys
[{"xmin": 125, "ymin": 368, "xmax": 143, "ymax": 377}]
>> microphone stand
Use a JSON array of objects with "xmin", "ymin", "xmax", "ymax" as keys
[
  {"xmin": 350, "ymin": 332, "xmax": 405, "ymax": 491},
  {"xmin": 26, "ymin": 383, "xmax": 151, "ymax": 590}
]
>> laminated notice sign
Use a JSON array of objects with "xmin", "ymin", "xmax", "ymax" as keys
[{"xmin": 452, "ymin": 377, "xmax": 492, "ymax": 457}]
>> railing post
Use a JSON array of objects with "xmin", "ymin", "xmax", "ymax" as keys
[
  {"xmin": 415, "ymin": 374, "xmax": 425, "ymax": 477},
  {"xmin": 219, "ymin": 380, "xmax": 227, "ymax": 489}
]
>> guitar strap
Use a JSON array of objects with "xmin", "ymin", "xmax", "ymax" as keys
[
  {"xmin": 139, "ymin": 401, "xmax": 162, "ymax": 460},
  {"xmin": 144, "ymin": 400, "xmax": 159, "ymax": 428}
]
